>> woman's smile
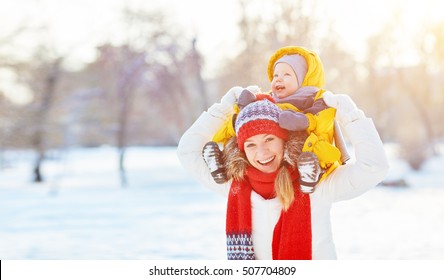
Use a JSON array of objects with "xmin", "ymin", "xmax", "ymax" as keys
[{"xmin": 257, "ymin": 156, "xmax": 276, "ymax": 165}]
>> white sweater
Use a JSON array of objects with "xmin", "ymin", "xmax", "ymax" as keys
[{"xmin": 177, "ymin": 96, "xmax": 389, "ymax": 260}]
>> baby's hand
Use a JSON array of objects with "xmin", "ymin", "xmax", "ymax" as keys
[
  {"xmin": 221, "ymin": 85, "xmax": 261, "ymax": 107},
  {"xmin": 237, "ymin": 89, "xmax": 257, "ymax": 110},
  {"xmin": 278, "ymin": 111, "xmax": 309, "ymax": 131}
]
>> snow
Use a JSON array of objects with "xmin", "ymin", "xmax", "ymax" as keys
[{"xmin": 1, "ymin": 145, "xmax": 444, "ymax": 260}]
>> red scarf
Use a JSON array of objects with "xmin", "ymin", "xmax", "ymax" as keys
[{"xmin": 226, "ymin": 166, "xmax": 312, "ymax": 260}]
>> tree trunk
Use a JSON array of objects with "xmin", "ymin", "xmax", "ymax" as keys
[
  {"xmin": 191, "ymin": 38, "xmax": 209, "ymax": 111},
  {"xmin": 31, "ymin": 58, "xmax": 62, "ymax": 183},
  {"xmin": 117, "ymin": 92, "xmax": 129, "ymax": 187},
  {"xmin": 118, "ymin": 147, "xmax": 127, "ymax": 187},
  {"xmin": 33, "ymin": 152, "xmax": 44, "ymax": 182}
]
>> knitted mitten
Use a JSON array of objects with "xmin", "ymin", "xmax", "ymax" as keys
[
  {"xmin": 237, "ymin": 89, "xmax": 257, "ymax": 110},
  {"xmin": 297, "ymin": 152, "xmax": 322, "ymax": 194},
  {"xmin": 202, "ymin": 141, "xmax": 228, "ymax": 184},
  {"xmin": 278, "ymin": 111, "xmax": 309, "ymax": 131}
]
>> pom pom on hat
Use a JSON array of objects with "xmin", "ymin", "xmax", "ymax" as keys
[{"xmin": 235, "ymin": 99, "xmax": 289, "ymax": 151}]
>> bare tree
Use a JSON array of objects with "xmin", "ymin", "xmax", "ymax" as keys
[
  {"xmin": 421, "ymin": 21, "xmax": 444, "ymax": 143},
  {"xmin": 82, "ymin": 8, "xmax": 197, "ymax": 186},
  {"xmin": 26, "ymin": 55, "xmax": 64, "ymax": 182},
  {"xmin": 0, "ymin": 20, "xmax": 33, "ymax": 151},
  {"xmin": 190, "ymin": 38, "xmax": 209, "ymax": 111},
  {"xmin": 216, "ymin": 0, "xmax": 347, "ymax": 95},
  {"xmin": 115, "ymin": 49, "xmax": 145, "ymax": 186},
  {"xmin": 358, "ymin": 14, "xmax": 444, "ymax": 170},
  {"xmin": 395, "ymin": 65, "xmax": 435, "ymax": 170}
]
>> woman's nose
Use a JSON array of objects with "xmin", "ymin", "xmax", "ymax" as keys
[{"xmin": 256, "ymin": 144, "xmax": 269, "ymax": 155}]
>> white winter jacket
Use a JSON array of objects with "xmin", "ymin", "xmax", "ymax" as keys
[{"xmin": 177, "ymin": 91, "xmax": 389, "ymax": 260}]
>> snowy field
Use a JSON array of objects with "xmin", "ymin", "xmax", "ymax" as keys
[{"xmin": 1, "ymin": 145, "xmax": 444, "ymax": 260}]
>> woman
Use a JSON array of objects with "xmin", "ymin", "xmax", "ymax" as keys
[{"xmin": 176, "ymin": 86, "xmax": 389, "ymax": 260}]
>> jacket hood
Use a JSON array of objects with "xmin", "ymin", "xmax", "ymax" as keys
[{"xmin": 267, "ymin": 46, "xmax": 325, "ymax": 88}]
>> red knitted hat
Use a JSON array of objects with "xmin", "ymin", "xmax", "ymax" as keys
[{"xmin": 235, "ymin": 99, "xmax": 289, "ymax": 151}]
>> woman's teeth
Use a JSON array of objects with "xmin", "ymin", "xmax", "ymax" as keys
[{"xmin": 258, "ymin": 156, "xmax": 275, "ymax": 165}]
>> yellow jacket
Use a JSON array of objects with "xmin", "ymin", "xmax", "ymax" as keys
[{"xmin": 214, "ymin": 46, "xmax": 341, "ymax": 180}]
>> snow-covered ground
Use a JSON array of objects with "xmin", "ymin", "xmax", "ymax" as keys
[{"xmin": 1, "ymin": 145, "xmax": 443, "ymax": 260}]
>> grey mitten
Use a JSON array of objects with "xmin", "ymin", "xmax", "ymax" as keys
[
  {"xmin": 278, "ymin": 111, "xmax": 309, "ymax": 131},
  {"xmin": 202, "ymin": 141, "xmax": 228, "ymax": 184},
  {"xmin": 237, "ymin": 89, "xmax": 257, "ymax": 110},
  {"xmin": 297, "ymin": 151, "xmax": 322, "ymax": 194}
]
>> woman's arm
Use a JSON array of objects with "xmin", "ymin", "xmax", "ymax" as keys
[
  {"xmin": 318, "ymin": 92, "xmax": 390, "ymax": 202},
  {"xmin": 176, "ymin": 86, "xmax": 248, "ymax": 196}
]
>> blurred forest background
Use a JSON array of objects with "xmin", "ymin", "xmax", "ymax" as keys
[{"xmin": 1, "ymin": 0, "xmax": 443, "ymax": 183}]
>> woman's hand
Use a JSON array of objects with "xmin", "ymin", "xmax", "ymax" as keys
[{"xmin": 323, "ymin": 91, "xmax": 365, "ymax": 125}]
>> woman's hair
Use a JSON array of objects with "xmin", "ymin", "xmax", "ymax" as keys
[
  {"xmin": 223, "ymin": 136, "xmax": 248, "ymax": 182},
  {"xmin": 223, "ymin": 131, "xmax": 307, "ymax": 211},
  {"xmin": 275, "ymin": 166, "xmax": 294, "ymax": 211}
]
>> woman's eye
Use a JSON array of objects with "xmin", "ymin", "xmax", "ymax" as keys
[
  {"xmin": 245, "ymin": 143, "xmax": 256, "ymax": 149},
  {"xmin": 265, "ymin": 137, "xmax": 275, "ymax": 142}
]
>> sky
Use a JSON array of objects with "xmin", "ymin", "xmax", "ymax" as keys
[
  {"xmin": 4, "ymin": 0, "xmax": 444, "ymax": 66},
  {"xmin": 1, "ymin": 0, "xmax": 444, "ymax": 103},
  {"xmin": 1, "ymin": 0, "xmax": 241, "ymax": 68}
]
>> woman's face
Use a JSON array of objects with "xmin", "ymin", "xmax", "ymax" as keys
[
  {"xmin": 243, "ymin": 133, "xmax": 285, "ymax": 173},
  {"xmin": 271, "ymin": 62, "xmax": 299, "ymax": 99}
]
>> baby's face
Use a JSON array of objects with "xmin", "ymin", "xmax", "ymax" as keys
[{"xmin": 271, "ymin": 62, "xmax": 299, "ymax": 98}]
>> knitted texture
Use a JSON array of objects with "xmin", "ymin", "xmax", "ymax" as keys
[
  {"xmin": 226, "ymin": 166, "xmax": 312, "ymax": 260},
  {"xmin": 235, "ymin": 99, "xmax": 288, "ymax": 151}
]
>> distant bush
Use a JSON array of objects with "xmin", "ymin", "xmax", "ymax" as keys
[{"xmin": 399, "ymin": 139, "xmax": 433, "ymax": 171}]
